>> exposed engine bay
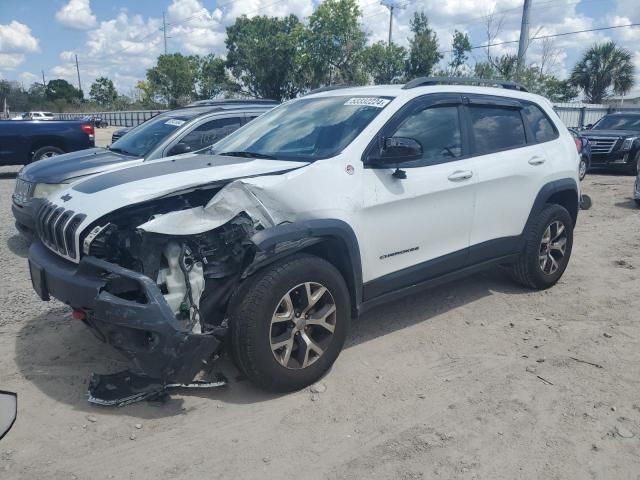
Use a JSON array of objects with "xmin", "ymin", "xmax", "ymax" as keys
[
  {"xmin": 82, "ymin": 187, "xmax": 260, "ymax": 333},
  {"xmin": 71, "ymin": 183, "xmax": 282, "ymax": 405}
]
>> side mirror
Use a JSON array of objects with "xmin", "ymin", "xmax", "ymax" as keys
[
  {"xmin": 0, "ymin": 390, "xmax": 17, "ymax": 440},
  {"xmin": 380, "ymin": 137, "xmax": 423, "ymax": 163},
  {"xmin": 168, "ymin": 142, "xmax": 192, "ymax": 156}
]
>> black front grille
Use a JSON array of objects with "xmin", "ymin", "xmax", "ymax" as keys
[{"xmin": 36, "ymin": 201, "xmax": 85, "ymax": 260}]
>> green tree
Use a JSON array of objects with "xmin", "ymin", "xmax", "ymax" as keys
[
  {"xmin": 134, "ymin": 80, "xmax": 157, "ymax": 106},
  {"xmin": 297, "ymin": 0, "xmax": 367, "ymax": 88},
  {"xmin": 146, "ymin": 53, "xmax": 199, "ymax": 107},
  {"xmin": 406, "ymin": 12, "xmax": 442, "ymax": 79},
  {"xmin": 362, "ymin": 41, "xmax": 407, "ymax": 84},
  {"xmin": 449, "ymin": 30, "xmax": 471, "ymax": 74},
  {"xmin": 89, "ymin": 76, "xmax": 118, "ymax": 106},
  {"xmin": 569, "ymin": 41, "xmax": 635, "ymax": 103},
  {"xmin": 45, "ymin": 79, "xmax": 82, "ymax": 103},
  {"xmin": 197, "ymin": 53, "xmax": 237, "ymax": 99},
  {"xmin": 226, "ymin": 15, "xmax": 301, "ymax": 100}
]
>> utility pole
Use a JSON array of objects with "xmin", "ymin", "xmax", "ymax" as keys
[
  {"xmin": 162, "ymin": 11, "xmax": 168, "ymax": 55},
  {"xmin": 516, "ymin": 0, "xmax": 532, "ymax": 80},
  {"xmin": 381, "ymin": 1, "xmax": 406, "ymax": 46},
  {"xmin": 75, "ymin": 54, "xmax": 82, "ymax": 95},
  {"xmin": 41, "ymin": 70, "xmax": 46, "ymax": 86}
]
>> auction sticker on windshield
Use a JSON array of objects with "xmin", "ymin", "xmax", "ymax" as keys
[
  {"xmin": 165, "ymin": 119, "xmax": 186, "ymax": 126},
  {"xmin": 344, "ymin": 97, "xmax": 391, "ymax": 108}
]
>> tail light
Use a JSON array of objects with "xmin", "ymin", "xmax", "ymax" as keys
[
  {"xmin": 80, "ymin": 124, "xmax": 95, "ymax": 140},
  {"xmin": 573, "ymin": 136, "xmax": 582, "ymax": 153}
]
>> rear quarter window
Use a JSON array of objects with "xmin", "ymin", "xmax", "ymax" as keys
[{"xmin": 522, "ymin": 103, "xmax": 558, "ymax": 143}]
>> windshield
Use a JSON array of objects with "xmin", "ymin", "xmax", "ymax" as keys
[
  {"xmin": 110, "ymin": 114, "xmax": 191, "ymax": 157},
  {"xmin": 593, "ymin": 115, "xmax": 640, "ymax": 131},
  {"xmin": 211, "ymin": 96, "xmax": 393, "ymax": 161}
]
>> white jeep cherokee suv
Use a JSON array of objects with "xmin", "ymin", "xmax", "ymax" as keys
[{"xmin": 27, "ymin": 78, "xmax": 580, "ymax": 404}]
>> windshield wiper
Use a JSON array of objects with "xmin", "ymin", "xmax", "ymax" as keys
[{"xmin": 218, "ymin": 151, "xmax": 276, "ymax": 160}]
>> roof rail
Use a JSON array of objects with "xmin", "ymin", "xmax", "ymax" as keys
[
  {"xmin": 402, "ymin": 76, "xmax": 528, "ymax": 92},
  {"xmin": 304, "ymin": 84, "xmax": 351, "ymax": 96},
  {"xmin": 186, "ymin": 99, "xmax": 279, "ymax": 107}
]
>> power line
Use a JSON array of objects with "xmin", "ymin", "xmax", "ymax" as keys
[{"xmin": 438, "ymin": 22, "xmax": 640, "ymax": 55}]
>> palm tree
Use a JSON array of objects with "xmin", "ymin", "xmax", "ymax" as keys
[{"xmin": 570, "ymin": 41, "xmax": 635, "ymax": 104}]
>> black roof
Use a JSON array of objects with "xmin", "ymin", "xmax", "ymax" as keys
[
  {"xmin": 185, "ymin": 99, "xmax": 279, "ymax": 107},
  {"xmin": 160, "ymin": 100, "xmax": 278, "ymax": 120}
]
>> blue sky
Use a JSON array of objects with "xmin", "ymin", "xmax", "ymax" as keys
[{"xmin": 0, "ymin": 0, "xmax": 638, "ymax": 98}]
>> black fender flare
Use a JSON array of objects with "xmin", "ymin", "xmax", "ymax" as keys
[
  {"xmin": 519, "ymin": 178, "xmax": 579, "ymax": 248},
  {"xmin": 248, "ymin": 219, "xmax": 363, "ymax": 314}
]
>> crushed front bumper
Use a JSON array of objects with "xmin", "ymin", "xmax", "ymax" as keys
[{"xmin": 28, "ymin": 241, "xmax": 225, "ymax": 393}]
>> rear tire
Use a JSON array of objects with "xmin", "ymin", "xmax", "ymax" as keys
[
  {"xmin": 578, "ymin": 157, "xmax": 588, "ymax": 180},
  {"xmin": 229, "ymin": 253, "xmax": 350, "ymax": 392},
  {"xmin": 510, "ymin": 204, "xmax": 574, "ymax": 290},
  {"xmin": 32, "ymin": 146, "xmax": 64, "ymax": 161}
]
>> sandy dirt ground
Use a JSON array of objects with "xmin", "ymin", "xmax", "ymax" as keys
[{"xmin": 0, "ymin": 150, "xmax": 639, "ymax": 479}]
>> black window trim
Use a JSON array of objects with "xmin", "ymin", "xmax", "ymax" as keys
[{"xmin": 362, "ymin": 93, "xmax": 471, "ymax": 169}]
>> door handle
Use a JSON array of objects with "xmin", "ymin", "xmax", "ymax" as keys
[
  {"xmin": 528, "ymin": 156, "xmax": 546, "ymax": 166},
  {"xmin": 448, "ymin": 170, "xmax": 473, "ymax": 182}
]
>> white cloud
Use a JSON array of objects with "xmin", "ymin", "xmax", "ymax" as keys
[
  {"xmin": 55, "ymin": 0, "xmax": 97, "ymax": 30},
  {"xmin": 0, "ymin": 53, "xmax": 25, "ymax": 70},
  {"xmin": 0, "ymin": 21, "xmax": 39, "ymax": 53},
  {"xmin": 19, "ymin": 71, "xmax": 39, "ymax": 84}
]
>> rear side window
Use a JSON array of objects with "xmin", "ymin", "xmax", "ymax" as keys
[
  {"xmin": 522, "ymin": 104, "xmax": 558, "ymax": 143},
  {"xmin": 468, "ymin": 106, "xmax": 526, "ymax": 154}
]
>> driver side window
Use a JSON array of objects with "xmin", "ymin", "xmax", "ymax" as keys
[
  {"xmin": 392, "ymin": 106, "xmax": 463, "ymax": 164},
  {"xmin": 179, "ymin": 117, "xmax": 242, "ymax": 153}
]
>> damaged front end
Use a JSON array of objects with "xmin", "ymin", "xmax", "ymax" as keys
[{"xmin": 30, "ymin": 181, "xmax": 285, "ymax": 406}]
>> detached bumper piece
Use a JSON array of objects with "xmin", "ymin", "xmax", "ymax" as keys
[
  {"xmin": 28, "ymin": 241, "xmax": 227, "ymax": 406},
  {"xmin": 88, "ymin": 370, "xmax": 228, "ymax": 407}
]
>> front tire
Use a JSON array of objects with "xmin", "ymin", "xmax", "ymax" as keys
[
  {"xmin": 510, "ymin": 204, "xmax": 574, "ymax": 290},
  {"xmin": 229, "ymin": 253, "xmax": 351, "ymax": 392}
]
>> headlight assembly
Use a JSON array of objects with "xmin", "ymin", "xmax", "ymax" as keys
[
  {"xmin": 621, "ymin": 137, "xmax": 637, "ymax": 151},
  {"xmin": 32, "ymin": 183, "xmax": 69, "ymax": 199}
]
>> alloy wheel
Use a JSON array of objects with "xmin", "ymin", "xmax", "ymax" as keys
[
  {"xmin": 539, "ymin": 220, "xmax": 568, "ymax": 275},
  {"xmin": 579, "ymin": 159, "xmax": 587, "ymax": 179},
  {"xmin": 270, "ymin": 282, "xmax": 336, "ymax": 369}
]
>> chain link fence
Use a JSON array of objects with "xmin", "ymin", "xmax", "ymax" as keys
[{"xmin": 56, "ymin": 110, "xmax": 167, "ymax": 127}]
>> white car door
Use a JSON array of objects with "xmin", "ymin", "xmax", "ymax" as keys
[
  {"xmin": 464, "ymin": 96, "xmax": 555, "ymax": 264},
  {"xmin": 358, "ymin": 95, "xmax": 477, "ymax": 299}
]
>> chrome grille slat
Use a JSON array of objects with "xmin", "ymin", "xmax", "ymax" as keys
[
  {"xmin": 587, "ymin": 136, "xmax": 618, "ymax": 154},
  {"xmin": 36, "ymin": 201, "xmax": 85, "ymax": 261}
]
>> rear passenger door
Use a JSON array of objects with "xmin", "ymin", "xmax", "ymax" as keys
[{"xmin": 464, "ymin": 96, "xmax": 556, "ymax": 263}]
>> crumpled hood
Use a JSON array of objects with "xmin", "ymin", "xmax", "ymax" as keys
[
  {"xmin": 19, "ymin": 148, "xmax": 141, "ymax": 184},
  {"xmin": 47, "ymin": 153, "xmax": 307, "ymax": 244}
]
